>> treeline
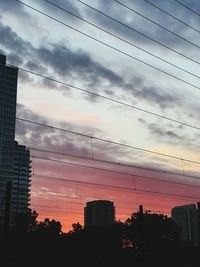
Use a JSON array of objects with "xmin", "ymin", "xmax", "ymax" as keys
[{"xmin": 0, "ymin": 209, "xmax": 199, "ymax": 267}]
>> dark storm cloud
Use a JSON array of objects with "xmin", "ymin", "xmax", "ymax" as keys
[
  {"xmin": 131, "ymin": 84, "xmax": 178, "ymax": 109},
  {"xmin": 18, "ymin": 70, "xmax": 34, "ymax": 84},
  {"xmin": 40, "ymin": 0, "xmax": 81, "ymax": 17},
  {"xmin": 32, "ymin": 43, "xmax": 181, "ymax": 109},
  {"xmin": 7, "ymin": 53, "xmax": 24, "ymax": 66},
  {"xmin": 0, "ymin": 21, "xmax": 180, "ymax": 109},
  {"xmin": 34, "ymin": 44, "xmax": 124, "ymax": 85},
  {"xmin": 0, "ymin": 0, "xmax": 27, "ymax": 16},
  {"xmin": 142, "ymin": 120, "xmax": 180, "ymax": 140},
  {"xmin": 0, "ymin": 47, "xmax": 5, "ymax": 55},
  {"xmin": 124, "ymin": 73, "xmax": 181, "ymax": 109},
  {"xmin": 138, "ymin": 118, "xmax": 200, "ymax": 152},
  {"xmin": 80, "ymin": 0, "xmax": 200, "ymax": 51},
  {"xmin": 0, "ymin": 22, "xmax": 31, "ymax": 56},
  {"xmin": 0, "ymin": 22, "xmax": 124, "ymax": 91},
  {"xmin": 138, "ymin": 118, "xmax": 183, "ymax": 140}
]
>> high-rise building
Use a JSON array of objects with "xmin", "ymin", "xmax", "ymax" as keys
[
  {"xmin": 171, "ymin": 203, "xmax": 200, "ymax": 246},
  {"xmin": 11, "ymin": 141, "xmax": 31, "ymax": 224},
  {"xmin": 84, "ymin": 200, "xmax": 115, "ymax": 228},
  {"xmin": 0, "ymin": 54, "xmax": 18, "ymax": 224},
  {"xmin": 0, "ymin": 54, "xmax": 31, "ymax": 224}
]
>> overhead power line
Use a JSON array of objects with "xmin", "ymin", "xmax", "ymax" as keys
[
  {"xmin": 113, "ymin": 0, "xmax": 200, "ymax": 49},
  {"xmin": 31, "ymin": 199, "xmax": 140, "ymax": 213},
  {"xmin": 143, "ymin": 0, "xmax": 200, "ymax": 34},
  {"xmin": 16, "ymin": 117, "xmax": 200, "ymax": 165},
  {"xmin": 32, "ymin": 155, "xmax": 200, "ymax": 189},
  {"xmin": 31, "ymin": 189, "xmax": 141, "ymax": 209},
  {"xmin": 173, "ymin": 0, "xmax": 200, "ymax": 17},
  {"xmin": 16, "ymin": 1, "xmax": 200, "ymax": 90},
  {"xmin": 30, "ymin": 188, "xmax": 183, "ymax": 216},
  {"xmin": 76, "ymin": 0, "xmax": 200, "ymax": 66},
  {"xmin": 30, "ymin": 146, "xmax": 200, "ymax": 183},
  {"xmin": 31, "ymin": 206, "xmax": 136, "ymax": 221},
  {"xmin": 31, "ymin": 204, "xmax": 167, "ymax": 217},
  {"xmin": 33, "ymin": 173, "xmax": 200, "ymax": 201},
  {"xmin": 31, "ymin": 195, "xmax": 141, "ymax": 209},
  {"xmin": 44, "ymin": 0, "xmax": 200, "ymax": 80},
  {"xmin": 14, "ymin": 67, "xmax": 200, "ymax": 132}
]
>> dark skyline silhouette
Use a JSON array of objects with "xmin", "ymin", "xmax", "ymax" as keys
[{"xmin": 1, "ymin": 207, "xmax": 200, "ymax": 267}]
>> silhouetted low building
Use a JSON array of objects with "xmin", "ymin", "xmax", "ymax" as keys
[
  {"xmin": 172, "ymin": 203, "xmax": 200, "ymax": 246},
  {"xmin": 84, "ymin": 200, "xmax": 115, "ymax": 228}
]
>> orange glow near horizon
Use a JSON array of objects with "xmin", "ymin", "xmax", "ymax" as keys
[
  {"xmin": 30, "ymin": 159, "xmax": 200, "ymax": 232},
  {"xmin": 28, "ymin": 147, "xmax": 200, "ymax": 232}
]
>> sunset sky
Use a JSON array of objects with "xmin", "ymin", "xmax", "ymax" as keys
[{"xmin": 1, "ymin": 0, "xmax": 200, "ymax": 231}]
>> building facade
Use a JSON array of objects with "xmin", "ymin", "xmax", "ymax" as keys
[
  {"xmin": 172, "ymin": 203, "xmax": 200, "ymax": 246},
  {"xmin": 0, "ymin": 55, "xmax": 18, "ymax": 224},
  {"xmin": 84, "ymin": 200, "xmax": 115, "ymax": 228},
  {"xmin": 11, "ymin": 141, "xmax": 31, "ymax": 224},
  {"xmin": 0, "ymin": 54, "xmax": 31, "ymax": 224}
]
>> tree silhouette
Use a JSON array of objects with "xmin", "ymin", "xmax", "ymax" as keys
[
  {"xmin": 125, "ymin": 212, "xmax": 182, "ymax": 266},
  {"xmin": 5, "ymin": 209, "xmax": 200, "ymax": 267},
  {"xmin": 71, "ymin": 222, "xmax": 83, "ymax": 233},
  {"xmin": 14, "ymin": 209, "xmax": 38, "ymax": 234},
  {"xmin": 36, "ymin": 218, "xmax": 62, "ymax": 236}
]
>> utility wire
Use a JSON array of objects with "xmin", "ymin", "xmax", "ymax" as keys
[
  {"xmin": 31, "ymin": 196, "xmax": 140, "ymax": 209},
  {"xmin": 143, "ymin": 0, "xmax": 200, "ymax": 34},
  {"xmin": 32, "ymin": 155, "xmax": 200, "ymax": 189},
  {"xmin": 30, "ymin": 189, "xmax": 181, "ymax": 215},
  {"xmin": 29, "ymin": 147, "xmax": 200, "ymax": 185},
  {"xmin": 31, "ymin": 204, "xmax": 166, "ymax": 216},
  {"xmin": 76, "ymin": 0, "xmax": 200, "ymax": 66},
  {"xmin": 31, "ymin": 200, "xmax": 139, "ymax": 213},
  {"xmin": 16, "ymin": 117, "xmax": 200, "ymax": 165},
  {"xmin": 173, "ymin": 0, "xmax": 200, "ymax": 17},
  {"xmin": 15, "ymin": 1, "xmax": 200, "ymax": 90},
  {"xmin": 113, "ymin": 0, "xmax": 200, "ymax": 49},
  {"xmin": 44, "ymin": 0, "xmax": 200, "ymax": 80},
  {"xmin": 31, "ymin": 190, "xmax": 143, "ymax": 208},
  {"xmin": 33, "ymin": 173, "xmax": 200, "ymax": 201},
  {"xmin": 14, "ymin": 67, "xmax": 200, "ymax": 132},
  {"xmin": 32, "ymin": 207, "xmax": 134, "ymax": 219}
]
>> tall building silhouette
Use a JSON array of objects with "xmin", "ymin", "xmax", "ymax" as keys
[
  {"xmin": 84, "ymin": 200, "xmax": 115, "ymax": 228},
  {"xmin": 11, "ymin": 141, "xmax": 31, "ymax": 223},
  {"xmin": 0, "ymin": 54, "xmax": 31, "ymax": 224},
  {"xmin": 172, "ymin": 203, "xmax": 200, "ymax": 246}
]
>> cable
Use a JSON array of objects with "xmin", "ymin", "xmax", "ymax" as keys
[
  {"xmin": 30, "ymin": 189, "xmax": 183, "ymax": 214},
  {"xmin": 15, "ymin": 1, "xmax": 200, "ymax": 90},
  {"xmin": 173, "ymin": 0, "xmax": 200, "ymax": 17},
  {"xmin": 32, "ymin": 155, "xmax": 200, "ymax": 189},
  {"xmin": 31, "ymin": 184, "xmax": 184, "ymax": 210},
  {"xmin": 15, "ymin": 67, "xmax": 200, "ymax": 132},
  {"xmin": 32, "ymin": 204, "xmax": 138, "ymax": 214},
  {"xmin": 33, "ymin": 173, "xmax": 200, "ymax": 201},
  {"xmin": 31, "ymin": 196, "xmax": 140, "ymax": 209},
  {"xmin": 31, "ymin": 190, "xmax": 141, "ymax": 208},
  {"xmin": 143, "ymin": 0, "xmax": 200, "ymax": 34},
  {"xmin": 29, "ymin": 147, "xmax": 200, "ymax": 185},
  {"xmin": 76, "ymin": 0, "xmax": 200, "ymax": 66},
  {"xmin": 31, "ymin": 204, "xmax": 167, "ymax": 216},
  {"xmin": 16, "ymin": 117, "xmax": 200, "ymax": 165},
  {"xmin": 44, "ymin": 0, "xmax": 200, "ymax": 80},
  {"xmin": 113, "ymin": 0, "xmax": 200, "ymax": 49}
]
